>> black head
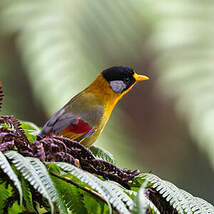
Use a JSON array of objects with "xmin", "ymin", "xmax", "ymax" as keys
[{"xmin": 102, "ymin": 66, "xmax": 136, "ymax": 93}]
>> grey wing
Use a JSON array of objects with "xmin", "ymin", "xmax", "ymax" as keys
[{"xmin": 39, "ymin": 108, "xmax": 77, "ymax": 136}]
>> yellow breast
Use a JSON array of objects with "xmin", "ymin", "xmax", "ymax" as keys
[{"xmin": 79, "ymin": 74, "xmax": 132, "ymax": 146}]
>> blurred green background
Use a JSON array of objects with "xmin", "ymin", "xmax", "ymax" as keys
[{"xmin": 0, "ymin": 0, "xmax": 214, "ymax": 204}]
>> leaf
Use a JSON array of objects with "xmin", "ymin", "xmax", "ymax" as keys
[
  {"xmin": 51, "ymin": 174, "xmax": 85, "ymax": 214},
  {"xmin": 5, "ymin": 151, "xmax": 55, "ymax": 214},
  {"xmin": 181, "ymin": 190, "xmax": 214, "ymax": 214},
  {"xmin": 83, "ymin": 191, "xmax": 109, "ymax": 214},
  {"xmin": 90, "ymin": 146, "xmax": 115, "ymax": 163},
  {"xmin": 133, "ymin": 184, "xmax": 160, "ymax": 214},
  {"xmin": 20, "ymin": 121, "xmax": 40, "ymax": 143},
  {"xmin": 20, "ymin": 176, "xmax": 35, "ymax": 212},
  {"xmin": 56, "ymin": 162, "xmax": 112, "ymax": 213},
  {"xmin": 137, "ymin": 173, "xmax": 214, "ymax": 214},
  {"xmin": 0, "ymin": 151, "xmax": 22, "ymax": 205},
  {"xmin": 26, "ymin": 157, "xmax": 58, "ymax": 201},
  {"xmin": 0, "ymin": 182, "xmax": 11, "ymax": 212},
  {"xmin": 8, "ymin": 201, "xmax": 25, "ymax": 214},
  {"xmin": 103, "ymin": 181, "xmax": 134, "ymax": 211},
  {"xmin": 26, "ymin": 157, "xmax": 69, "ymax": 214},
  {"xmin": 195, "ymin": 198, "xmax": 214, "ymax": 214},
  {"xmin": 56, "ymin": 162, "xmax": 134, "ymax": 214}
]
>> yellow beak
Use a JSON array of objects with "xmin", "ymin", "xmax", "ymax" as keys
[{"xmin": 133, "ymin": 73, "xmax": 150, "ymax": 82}]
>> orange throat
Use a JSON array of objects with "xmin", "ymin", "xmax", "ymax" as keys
[{"xmin": 84, "ymin": 74, "xmax": 125, "ymax": 111}]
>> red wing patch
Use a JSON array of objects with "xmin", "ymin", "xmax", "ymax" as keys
[
  {"xmin": 60, "ymin": 118, "xmax": 92, "ymax": 136},
  {"xmin": 68, "ymin": 119, "xmax": 92, "ymax": 134}
]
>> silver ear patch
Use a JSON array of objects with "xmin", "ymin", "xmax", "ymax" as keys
[{"xmin": 110, "ymin": 80, "xmax": 126, "ymax": 93}]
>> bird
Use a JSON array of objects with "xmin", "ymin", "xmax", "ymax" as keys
[{"xmin": 40, "ymin": 66, "xmax": 149, "ymax": 147}]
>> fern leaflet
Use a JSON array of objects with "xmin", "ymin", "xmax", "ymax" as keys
[
  {"xmin": 90, "ymin": 146, "xmax": 115, "ymax": 163},
  {"xmin": 133, "ymin": 184, "xmax": 160, "ymax": 214},
  {"xmin": 0, "ymin": 151, "xmax": 22, "ymax": 205},
  {"xmin": 180, "ymin": 190, "xmax": 214, "ymax": 214},
  {"xmin": 51, "ymin": 174, "xmax": 86, "ymax": 214},
  {"xmin": 5, "ymin": 151, "xmax": 55, "ymax": 214},
  {"xmin": 26, "ymin": 157, "xmax": 68, "ymax": 213},
  {"xmin": 20, "ymin": 176, "xmax": 35, "ymax": 213},
  {"xmin": 140, "ymin": 173, "xmax": 214, "ymax": 214},
  {"xmin": 56, "ymin": 162, "xmax": 133, "ymax": 214}
]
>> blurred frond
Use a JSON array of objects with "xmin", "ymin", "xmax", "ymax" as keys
[
  {"xmin": 0, "ymin": 82, "xmax": 3, "ymax": 112},
  {"xmin": 0, "ymin": 0, "xmax": 149, "ymax": 113},
  {"xmin": 0, "ymin": 0, "xmax": 151, "ymax": 168},
  {"xmin": 148, "ymin": 1, "xmax": 214, "ymax": 168}
]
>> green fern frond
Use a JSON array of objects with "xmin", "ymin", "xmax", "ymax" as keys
[
  {"xmin": 140, "ymin": 173, "xmax": 214, "ymax": 214},
  {"xmin": 0, "ymin": 151, "xmax": 22, "ymax": 205},
  {"xmin": 26, "ymin": 158, "xmax": 58, "ymax": 201},
  {"xmin": 8, "ymin": 201, "xmax": 24, "ymax": 214},
  {"xmin": 51, "ymin": 174, "xmax": 86, "ymax": 214},
  {"xmin": 133, "ymin": 185, "xmax": 160, "ymax": 214},
  {"xmin": 56, "ymin": 162, "xmax": 114, "ymax": 213},
  {"xmin": 20, "ymin": 176, "xmax": 35, "ymax": 212},
  {"xmin": 103, "ymin": 181, "xmax": 134, "ymax": 210},
  {"xmin": 0, "ymin": 182, "xmax": 11, "ymax": 212},
  {"xmin": 90, "ymin": 146, "xmax": 115, "ymax": 163},
  {"xmin": 56, "ymin": 162, "xmax": 133, "ymax": 214},
  {"xmin": 195, "ymin": 198, "xmax": 214, "ymax": 214},
  {"xmin": 180, "ymin": 190, "xmax": 214, "ymax": 214},
  {"xmin": 26, "ymin": 157, "xmax": 67, "ymax": 213},
  {"xmin": 5, "ymin": 151, "xmax": 55, "ymax": 214},
  {"xmin": 107, "ymin": 180, "xmax": 137, "ymax": 200},
  {"xmin": 83, "ymin": 191, "xmax": 109, "ymax": 214},
  {"xmin": 142, "ymin": 174, "xmax": 185, "ymax": 213},
  {"xmin": 20, "ymin": 121, "xmax": 40, "ymax": 143}
]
